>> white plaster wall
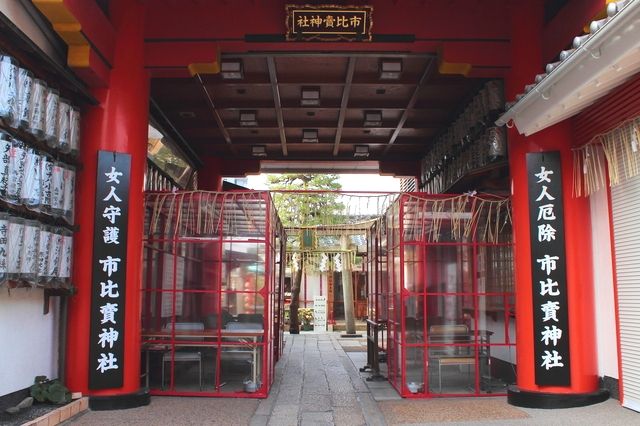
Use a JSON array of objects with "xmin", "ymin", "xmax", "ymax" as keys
[
  {"xmin": 302, "ymin": 273, "xmax": 323, "ymax": 307},
  {"xmin": 484, "ymin": 317, "xmax": 517, "ymax": 365},
  {"xmin": 0, "ymin": 288, "xmax": 60, "ymax": 396},
  {"xmin": 590, "ymin": 187, "xmax": 619, "ymax": 379},
  {"xmin": 0, "ymin": 0, "xmax": 65, "ymax": 65}
]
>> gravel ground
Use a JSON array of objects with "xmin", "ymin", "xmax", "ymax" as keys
[
  {"xmin": 66, "ymin": 396, "xmax": 259, "ymax": 426},
  {"xmin": 0, "ymin": 403, "xmax": 59, "ymax": 426},
  {"xmin": 379, "ymin": 397, "xmax": 529, "ymax": 424}
]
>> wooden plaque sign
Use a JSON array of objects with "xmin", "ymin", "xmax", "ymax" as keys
[{"xmin": 286, "ymin": 4, "xmax": 373, "ymax": 41}]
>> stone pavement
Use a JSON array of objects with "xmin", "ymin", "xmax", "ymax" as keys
[
  {"xmin": 250, "ymin": 333, "xmax": 387, "ymax": 426},
  {"xmin": 64, "ymin": 332, "xmax": 640, "ymax": 425}
]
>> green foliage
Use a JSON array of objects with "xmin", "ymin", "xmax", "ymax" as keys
[
  {"xmin": 298, "ymin": 308, "xmax": 314, "ymax": 324},
  {"xmin": 30, "ymin": 376, "xmax": 71, "ymax": 405},
  {"xmin": 267, "ymin": 174, "xmax": 344, "ymax": 227}
]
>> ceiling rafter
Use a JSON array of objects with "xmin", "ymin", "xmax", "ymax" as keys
[
  {"xmin": 194, "ymin": 73, "xmax": 236, "ymax": 154},
  {"xmin": 383, "ymin": 57, "xmax": 437, "ymax": 156},
  {"xmin": 267, "ymin": 56, "xmax": 288, "ymax": 156},
  {"xmin": 332, "ymin": 57, "xmax": 356, "ymax": 156}
]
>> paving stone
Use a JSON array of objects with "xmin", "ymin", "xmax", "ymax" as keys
[
  {"xmin": 355, "ymin": 393, "xmax": 387, "ymax": 426},
  {"xmin": 332, "ymin": 406, "xmax": 366, "ymax": 426},
  {"xmin": 370, "ymin": 387, "xmax": 403, "ymax": 401},
  {"xmin": 301, "ymin": 393, "xmax": 332, "ymax": 412},
  {"xmin": 300, "ymin": 411, "xmax": 334, "ymax": 425},
  {"xmin": 267, "ymin": 415, "xmax": 297, "ymax": 426},
  {"xmin": 270, "ymin": 403, "xmax": 299, "ymax": 419},
  {"xmin": 249, "ymin": 414, "xmax": 270, "ymax": 426},
  {"xmin": 330, "ymin": 392, "xmax": 358, "ymax": 407}
]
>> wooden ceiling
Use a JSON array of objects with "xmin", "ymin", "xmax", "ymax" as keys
[{"xmin": 150, "ymin": 53, "xmax": 487, "ymax": 164}]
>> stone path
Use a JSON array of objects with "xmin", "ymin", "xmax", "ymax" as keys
[
  {"xmin": 63, "ymin": 332, "xmax": 639, "ymax": 425},
  {"xmin": 250, "ymin": 333, "xmax": 387, "ymax": 426}
]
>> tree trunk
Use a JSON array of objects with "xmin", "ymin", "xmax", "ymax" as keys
[
  {"xmin": 289, "ymin": 265, "xmax": 303, "ymax": 334},
  {"xmin": 340, "ymin": 235, "xmax": 356, "ymax": 334}
]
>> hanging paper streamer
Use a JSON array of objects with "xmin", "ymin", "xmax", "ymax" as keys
[
  {"xmin": 29, "ymin": 78, "xmax": 47, "ymax": 139},
  {"xmin": 7, "ymin": 216, "xmax": 25, "ymax": 280},
  {"xmin": 0, "ymin": 213, "xmax": 7, "ymax": 284},
  {"xmin": 0, "ymin": 54, "xmax": 18, "ymax": 121},
  {"xmin": 44, "ymin": 88, "xmax": 59, "ymax": 147},
  {"xmin": 319, "ymin": 253, "xmax": 329, "ymax": 272},
  {"xmin": 57, "ymin": 98, "xmax": 71, "ymax": 153},
  {"xmin": 7, "ymin": 138, "xmax": 27, "ymax": 204},
  {"xmin": 291, "ymin": 252, "xmax": 300, "ymax": 272},
  {"xmin": 333, "ymin": 253, "xmax": 342, "ymax": 272},
  {"xmin": 21, "ymin": 147, "xmax": 41, "ymax": 208},
  {"xmin": 0, "ymin": 131, "xmax": 11, "ymax": 199},
  {"xmin": 20, "ymin": 219, "xmax": 40, "ymax": 283}
]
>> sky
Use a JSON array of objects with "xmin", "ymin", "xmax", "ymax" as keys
[{"xmin": 245, "ymin": 173, "xmax": 401, "ymax": 192}]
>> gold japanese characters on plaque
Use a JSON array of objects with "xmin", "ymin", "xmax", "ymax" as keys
[{"xmin": 286, "ymin": 4, "xmax": 373, "ymax": 41}]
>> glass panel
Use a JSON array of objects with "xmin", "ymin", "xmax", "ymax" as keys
[
  {"xmin": 477, "ymin": 244, "xmax": 514, "ymax": 294},
  {"xmin": 425, "ymin": 245, "xmax": 473, "ymax": 295},
  {"xmin": 148, "ymin": 124, "xmax": 193, "ymax": 188},
  {"xmin": 404, "ymin": 294, "xmax": 425, "ymax": 343},
  {"xmin": 219, "ymin": 345, "xmax": 263, "ymax": 394},
  {"xmin": 142, "ymin": 242, "xmax": 165, "ymax": 291},
  {"xmin": 476, "ymin": 295, "xmax": 510, "ymax": 344},
  {"xmin": 426, "ymin": 295, "xmax": 473, "ymax": 331},
  {"xmin": 405, "ymin": 346, "xmax": 425, "ymax": 395},
  {"xmin": 428, "ymin": 353, "xmax": 476, "ymax": 394},
  {"xmin": 403, "ymin": 244, "xmax": 424, "ymax": 292},
  {"xmin": 221, "ymin": 293, "xmax": 265, "ymax": 324},
  {"xmin": 223, "ymin": 241, "xmax": 266, "ymax": 291}
]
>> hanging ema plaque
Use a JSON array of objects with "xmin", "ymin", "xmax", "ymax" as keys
[
  {"xmin": 285, "ymin": 5, "xmax": 373, "ymax": 41},
  {"xmin": 88, "ymin": 151, "xmax": 131, "ymax": 389},
  {"xmin": 526, "ymin": 151, "xmax": 571, "ymax": 386}
]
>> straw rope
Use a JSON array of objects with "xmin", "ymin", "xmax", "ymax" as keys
[{"xmin": 572, "ymin": 116, "xmax": 640, "ymax": 196}]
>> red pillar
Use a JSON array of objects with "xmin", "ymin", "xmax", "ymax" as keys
[
  {"xmin": 198, "ymin": 156, "xmax": 223, "ymax": 191},
  {"xmin": 67, "ymin": 0, "xmax": 149, "ymax": 408},
  {"xmin": 507, "ymin": 1, "xmax": 603, "ymax": 407}
]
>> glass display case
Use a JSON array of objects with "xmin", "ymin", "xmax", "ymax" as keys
[
  {"xmin": 368, "ymin": 193, "xmax": 515, "ymax": 397},
  {"xmin": 142, "ymin": 191, "xmax": 285, "ymax": 397}
]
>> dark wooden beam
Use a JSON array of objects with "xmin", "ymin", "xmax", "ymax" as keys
[
  {"xmin": 267, "ymin": 56, "xmax": 288, "ymax": 156},
  {"xmin": 333, "ymin": 57, "xmax": 356, "ymax": 156},
  {"xmin": 383, "ymin": 57, "xmax": 437, "ymax": 156},
  {"xmin": 194, "ymin": 73, "xmax": 236, "ymax": 154}
]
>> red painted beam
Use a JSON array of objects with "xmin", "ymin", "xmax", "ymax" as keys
[
  {"xmin": 68, "ymin": 45, "xmax": 110, "ymax": 87},
  {"xmin": 145, "ymin": 40, "xmax": 510, "ymax": 77},
  {"xmin": 144, "ymin": 0, "xmax": 509, "ymax": 41},
  {"xmin": 145, "ymin": 42, "xmax": 219, "ymax": 69},
  {"xmin": 64, "ymin": 0, "xmax": 115, "ymax": 65},
  {"xmin": 440, "ymin": 41, "xmax": 510, "ymax": 69}
]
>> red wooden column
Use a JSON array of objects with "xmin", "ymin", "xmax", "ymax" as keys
[
  {"xmin": 198, "ymin": 156, "xmax": 223, "ymax": 191},
  {"xmin": 66, "ymin": 0, "xmax": 150, "ymax": 409},
  {"xmin": 506, "ymin": 1, "xmax": 605, "ymax": 408}
]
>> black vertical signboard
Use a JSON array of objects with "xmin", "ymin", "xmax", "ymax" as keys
[
  {"xmin": 527, "ymin": 151, "xmax": 571, "ymax": 386},
  {"xmin": 89, "ymin": 151, "xmax": 131, "ymax": 389}
]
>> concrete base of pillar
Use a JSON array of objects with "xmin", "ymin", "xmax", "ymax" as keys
[
  {"xmin": 88, "ymin": 388, "xmax": 150, "ymax": 411},
  {"xmin": 507, "ymin": 385, "xmax": 609, "ymax": 409}
]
